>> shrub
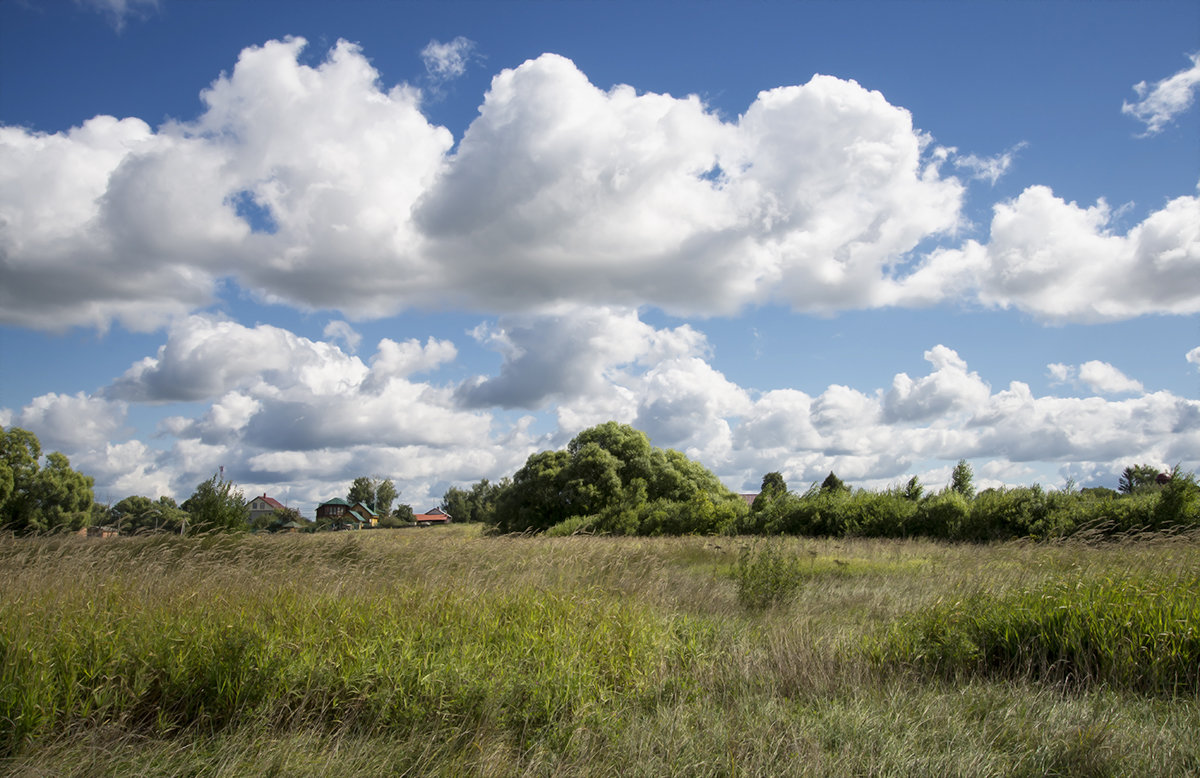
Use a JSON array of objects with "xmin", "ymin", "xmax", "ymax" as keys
[
  {"xmin": 732, "ymin": 542, "xmax": 805, "ymax": 611},
  {"xmin": 911, "ymin": 491, "xmax": 969, "ymax": 539},
  {"xmin": 846, "ymin": 490, "xmax": 918, "ymax": 538},
  {"xmin": 869, "ymin": 572, "xmax": 1200, "ymax": 695}
]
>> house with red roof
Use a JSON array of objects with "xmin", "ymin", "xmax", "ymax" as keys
[
  {"xmin": 248, "ymin": 494, "xmax": 287, "ymax": 525},
  {"xmin": 413, "ymin": 507, "xmax": 451, "ymax": 527}
]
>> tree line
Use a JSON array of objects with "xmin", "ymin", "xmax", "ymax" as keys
[
  {"xmin": 0, "ymin": 426, "xmax": 424, "ymax": 535},
  {"xmin": 4, "ymin": 422, "xmax": 1197, "ymax": 539},
  {"xmin": 441, "ymin": 423, "xmax": 1199, "ymax": 541}
]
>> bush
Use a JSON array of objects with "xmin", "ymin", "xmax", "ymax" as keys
[
  {"xmin": 911, "ymin": 491, "xmax": 969, "ymax": 539},
  {"xmin": 846, "ymin": 490, "xmax": 918, "ymax": 538},
  {"xmin": 732, "ymin": 542, "xmax": 805, "ymax": 611},
  {"xmin": 870, "ymin": 572, "xmax": 1200, "ymax": 695}
]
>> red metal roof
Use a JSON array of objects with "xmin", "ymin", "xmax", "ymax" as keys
[{"xmin": 256, "ymin": 494, "xmax": 286, "ymax": 511}]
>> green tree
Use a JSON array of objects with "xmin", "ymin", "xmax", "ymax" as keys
[
  {"xmin": 903, "ymin": 475, "xmax": 924, "ymax": 501},
  {"xmin": 347, "ymin": 476, "xmax": 398, "ymax": 514},
  {"xmin": 820, "ymin": 471, "xmax": 848, "ymax": 495},
  {"xmin": 489, "ymin": 423, "xmax": 744, "ymax": 535},
  {"xmin": 375, "ymin": 479, "xmax": 398, "ymax": 516},
  {"xmin": 442, "ymin": 479, "xmax": 506, "ymax": 523},
  {"xmin": 751, "ymin": 472, "xmax": 787, "ymax": 513},
  {"xmin": 347, "ymin": 476, "xmax": 374, "ymax": 507},
  {"xmin": 1153, "ymin": 466, "xmax": 1198, "ymax": 528},
  {"xmin": 110, "ymin": 495, "xmax": 187, "ymax": 534},
  {"xmin": 1118, "ymin": 464, "xmax": 1163, "ymax": 495},
  {"xmin": 441, "ymin": 486, "xmax": 471, "ymax": 522},
  {"xmin": 0, "ymin": 427, "xmax": 94, "ymax": 534},
  {"xmin": 950, "ymin": 459, "xmax": 975, "ymax": 499},
  {"xmin": 182, "ymin": 472, "xmax": 249, "ymax": 533}
]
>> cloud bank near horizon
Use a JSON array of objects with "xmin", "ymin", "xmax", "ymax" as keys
[
  {"xmin": 2, "ymin": 311, "xmax": 1196, "ymax": 511},
  {"xmin": 3, "ymin": 38, "xmax": 1197, "ymax": 334}
]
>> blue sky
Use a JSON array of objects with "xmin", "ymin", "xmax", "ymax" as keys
[{"xmin": 1, "ymin": 0, "xmax": 1198, "ymax": 515}]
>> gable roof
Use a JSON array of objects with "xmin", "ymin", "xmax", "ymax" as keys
[
  {"xmin": 254, "ymin": 494, "xmax": 286, "ymax": 511},
  {"xmin": 319, "ymin": 497, "xmax": 352, "ymax": 507}
]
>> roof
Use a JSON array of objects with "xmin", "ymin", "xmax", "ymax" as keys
[
  {"xmin": 320, "ymin": 497, "xmax": 352, "ymax": 507},
  {"xmin": 349, "ymin": 510, "xmax": 367, "ymax": 523},
  {"xmin": 413, "ymin": 512, "xmax": 450, "ymax": 522},
  {"xmin": 352, "ymin": 502, "xmax": 379, "ymax": 516},
  {"xmin": 255, "ymin": 494, "xmax": 286, "ymax": 511}
]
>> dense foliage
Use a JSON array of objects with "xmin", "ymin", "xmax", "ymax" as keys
[
  {"xmin": 485, "ymin": 422, "xmax": 748, "ymax": 535},
  {"xmin": 0, "ymin": 427, "xmax": 94, "ymax": 534},
  {"xmin": 108, "ymin": 495, "xmax": 189, "ymax": 534},
  {"xmin": 741, "ymin": 465, "xmax": 1199, "ymax": 541},
  {"xmin": 181, "ymin": 472, "xmax": 249, "ymax": 533},
  {"xmin": 347, "ymin": 476, "xmax": 398, "ymax": 516}
]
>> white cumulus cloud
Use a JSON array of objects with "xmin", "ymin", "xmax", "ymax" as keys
[
  {"xmin": 1122, "ymin": 52, "xmax": 1200, "ymax": 136},
  {"xmin": 895, "ymin": 185, "xmax": 1200, "ymax": 321}
]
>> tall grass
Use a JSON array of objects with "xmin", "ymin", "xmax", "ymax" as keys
[
  {"xmin": 869, "ymin": 570, "xmax": 1200, "ymax": 695},
  {"xmin": 2, "ymin": 528, "xmax": 1198, "ymax": 775}
]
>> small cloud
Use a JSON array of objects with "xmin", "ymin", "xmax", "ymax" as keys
[
  {"xmin": 1078, "ymin": 360, "xmax": 1143, "ymax": 395},
  {"xmin": 1046, "ymin": 362, "xmax": 1072, "ymax": 385},
  {"xmin": 952, "ymin": 142, "xmax": 1027, "ymax": 185},
  {"xmin": 75, "ymin": 0, "xmax": 159, "ymax": 31},
  {"xmin": 1046, "ymin": 360, "xmax": 1143, "ymax": 395},
  {"xmin": 1122, "ymin": 51, "xmax": 1200, "ymax": 136},
  {"xmin": 323, "ymin": 320, "xmax": 362, "ymax": 354},
  {"xmin": 1187, "ymin": 346, "xmax": 1200, "ymax": 371},
  {"xmin": 421, "ymin": 36, "xmax": 476, "ymax": 84}
]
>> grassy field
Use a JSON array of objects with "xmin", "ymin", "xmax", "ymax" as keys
[{"xmin": 1, "ymin": 525, "xmax": 1197, "ymax": 776}]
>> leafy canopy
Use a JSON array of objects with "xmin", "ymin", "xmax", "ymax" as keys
[
  {"xmin": 487, "ymin": 422, "xmax": 745, "ymax": 535},
  {"xmin": 0, "ymin": 427, "xmax": 94, "ymax": 534}
]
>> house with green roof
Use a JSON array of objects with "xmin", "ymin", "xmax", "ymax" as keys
[{"xmin": 315, "ymin": 497, "xmax": 382, "ymax": 530}]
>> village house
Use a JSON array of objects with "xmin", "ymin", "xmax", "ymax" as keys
[
  {"xmin": 413, "ymin": 507, "xmax": 451, "ymax": 527},
  {"xmin": 316, "ymin": 497, "xmax": 369, "ymax": 530},
  {"xmin": 351, "ymin": 501, "xmax": 380, "ymax": 528},
  {"xmin": 248, "ymin": 494, "xmax": 286, "ymax": 525}
]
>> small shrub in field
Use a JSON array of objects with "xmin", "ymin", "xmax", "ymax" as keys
[
  {"xmin": 544, "ymin": 515, "xmax": 595, "ymax": 536},
  {"xmin": 733, "ymin": 542, "xmax": 805, "ymax": 611}
]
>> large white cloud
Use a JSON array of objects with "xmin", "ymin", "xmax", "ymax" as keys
[
  {"xmin": 896, "ymin": 185, "xmax": 1200, "ymax": 321},
  {"xmin": 3, "ymin": 39, "xmax": 1196, "ymax": 329}
]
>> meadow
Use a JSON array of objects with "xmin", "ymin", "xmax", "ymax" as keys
[{"xmin": 1, "ymin": 525, "xmax": 1197, "ymax": 776}]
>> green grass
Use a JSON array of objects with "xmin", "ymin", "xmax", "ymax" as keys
[{"xmin": 1, "ymin": 527, "xmax": 1198, "ymax": 776}]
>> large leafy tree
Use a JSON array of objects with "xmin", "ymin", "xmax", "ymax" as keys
[
  {"xmin": 347, "ymin": 476, "xmax": 398, "ymax": 515},
  {"xmin": 488, "ymin": 422, "xmax": 744, "ymax": 535},
  {"xmin": 347, "ymin": 476, "xmax": 374, "ymax": 507},
  {"xmin": 182, "ymin": 472, "xmax": 249, "ymax": 532},
  {"xmin": 0, "ymin": 427, "xmax": 94, "ymax": 534}
]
